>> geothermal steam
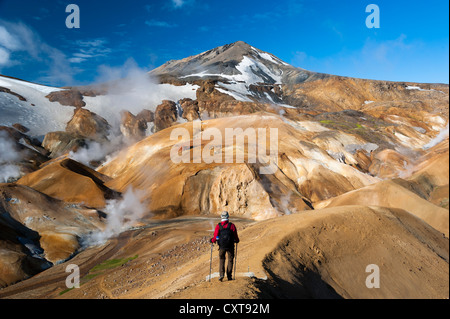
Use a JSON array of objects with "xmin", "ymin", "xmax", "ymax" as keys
[
  {"xmin": 83, "ymin": 58, "xmax": 198, "ymax": 130},
  {"xmin": 68, "ymin": 58, "xmax": 198, "ymax": 167},
  {"xmin": 0, "ymin": 131, "xmax": 21, "ymax": 182},
  {"xmin": 424, "ymin": 123, "xmax": 449, "ymax": 149},
  {"xmin": 83, "ymin": 187, "xmax": 147, "ymax": 246}
]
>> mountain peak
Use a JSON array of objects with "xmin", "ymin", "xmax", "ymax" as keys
[
  {"xmin": 216, "ymin": 40, "xmax": 254, "ymax": 56},
  {"xmin": 231, "ymin": 40, "xmax": 250, "ymax": 46},
  {"xmin": 223, "ymin": 40, "xmax": 253, "ymax": 52},
  {"xmin": 149, "ymin": 41, "xmax": 327, "ymax": 104},
  {"xmin": 150, "ymin": 41, "xmax": 318, "ymax": 83}
]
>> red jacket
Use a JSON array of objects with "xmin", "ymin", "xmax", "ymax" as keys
[{"xmin": 211, "ymin": 221, "xmax": 239, "ymax": 244}]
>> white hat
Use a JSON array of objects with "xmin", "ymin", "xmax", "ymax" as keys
[{"xmin": 221, "ymin": 211, "xmax": 229, "ymax": 221}]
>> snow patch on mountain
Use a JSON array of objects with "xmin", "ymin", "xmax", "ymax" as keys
[
  {"xmin": 216, "ymin": 84, "xmax": 253, "ymax": 102},
  {"xmin": 0, "ymin": 76, "xmax": 73, "ymax": 136},
  {"xmin": 406, "ymin": 85, "xmax": 445, "ymax": 94},
  {"xmin": 0, "ymin": 76, "xmax": 64, "ymax": 94},
  {"xmin": 0, "ymin": 74, "xmax": 199, "ymax": 136},
  {"xmin": 200, "ymin": 55, "xmax": 290, "ymax": 104},
  {"xmin": 180, "ymin": 55, "xmax": 282, "ymax": 84},
  {"xmin": 251, "ymin": 46, "xmax": 289, "ymax": 66}
]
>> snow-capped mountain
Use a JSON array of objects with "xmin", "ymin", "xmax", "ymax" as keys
[
  {"xmin": 150, "ymin": 41, "xmax": 321, "ymax": 84},
  {"xmin": 150, "ymin": 41, "xmax": 327, "ymax": 104}
]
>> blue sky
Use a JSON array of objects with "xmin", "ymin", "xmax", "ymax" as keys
[{"xmin": 0, "ymin": 0, "xmax": 448, "ymax": 86}]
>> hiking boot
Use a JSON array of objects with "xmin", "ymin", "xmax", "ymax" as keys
[{"xmin": 219, "ymin": 277, "xmax": 224, "ymax": 282}]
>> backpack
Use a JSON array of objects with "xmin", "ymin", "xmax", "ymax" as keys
[{"xmin": 218, "ymin": 223, "xmax": 234, "ymax": 249}]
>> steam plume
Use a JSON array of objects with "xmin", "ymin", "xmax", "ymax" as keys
[
  {"xmin": 0, "ymin": 131, "xmax": 21, "ymax": 182},
  {"xmin": 423, "ymin": 123, "xmax": 449, "ymax": 149},
  {"xmin": 82, "ymin": 187, "xmax": 148, "ymax": 247}
]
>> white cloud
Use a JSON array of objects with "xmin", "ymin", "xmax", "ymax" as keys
[
  {"xmin": 0, "ymin": 20, "xmax": 77, "ymax": 86},
  {"xmin": 0, "ymin": 24, "xmax": 23, "ymax": 68},
  {"xmin": 68, "ymin": 38, "xmax": 112, "ymax": 64},
  {"xmin": 145, "ymin": 19, "xmax": 177, "ymax": 28},
  {"xmin": 0, "ymin": 47, "xmax": 10, "ymax": 65},
  {"xmin": 0, "ymin": 25, "xmax": 22, "ymax": 51},
  {"xmin": 69, "ymin": 57, "xmax": 87, "ymax": 64},
  {"xmin": 75, "ymin": 38, "xmax": 108, "ymax": 49},
  {"xmin": 172, "ymin": 0, "xmax": 185, "ymax": 8}
]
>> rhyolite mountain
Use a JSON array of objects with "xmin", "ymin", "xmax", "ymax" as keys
[
  {"xmin": 149, "ymin": 41, "xmax": 328, "ymax": 104},
  {"xmin": 0, "ymin": 41, "xmax": 448, "ymax": 298}
]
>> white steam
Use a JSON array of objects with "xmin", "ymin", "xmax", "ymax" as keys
[
  {"xmin": 68, "ymin": 132, "xmax": 124, "ymax": 168},
  {"xmin": 69, "ymin": 141, "xmax": 107, "ymax": 166},
  {"xmin": 83, "ymin": 187, "xmax": 148, "ymax": 246},
  {"xmin": 0, "ymin": 164, "xmax": 20, "ymax": 183},
  {"xmin": 0, "ymin": 132, "xmax": 21, "ymax": 182},
  {"xmin": 82, "ymin": 58, "xmax": 198, "ymax": 131},
  {"xmin": 423, "ymin": 123, "xmax": 449, "ymax": 149},
  {"xmin": 279, "ymin": 192, "xmax": 293, "ymax": 215}
]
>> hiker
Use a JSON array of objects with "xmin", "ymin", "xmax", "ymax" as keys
[{"xmin": 210, "ymin": 211, "xmax": 239, "ymax": 281}]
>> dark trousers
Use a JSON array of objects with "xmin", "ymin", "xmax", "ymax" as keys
[{"xmin": 219, "ymin": 248, "xmax": 234, "ymax": 280}]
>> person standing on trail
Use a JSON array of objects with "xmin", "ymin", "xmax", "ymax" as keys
[{"xmin": 210, "ymin": 211, "xmax": 239, "ymax": 281}]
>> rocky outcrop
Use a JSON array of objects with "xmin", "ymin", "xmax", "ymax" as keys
[
  {"xmin": 45, "ymin": 89, "xmax": 86, "ymax": 108},
  {"xmin": 180, "ymin": 164, "xmax": 290, "ymax": 220},
  {"xmin": 11, "ymin": 123, "xmax": 30, "ymax": 134},
  {"xmin": 154, "ymin": 100, "xmax": 178, "ymax": 132},
  {"xmin": 66, "ymin": 108, "xmax": 110, "ymax": 141},
  {"xmin": 196, "ymin": 80, "xmax": 235, "ymax": 102},
  {"xmin": 137, "ymin": 109, "xmax": 154, "ymax": 123},
  {"xmin": 0, "ymin": 86, "xmax": 27, "ymax": 101},
  {"xmin": 120, "ymin": 110, "xmax": 154, "ymax": 142},
  {"xmin": 41, "ymin": 108, "xmax": 112, "ymax": 159},
  {"xmin": 42, "ymin": 131, "xmax": 86, "ymax": 158},
  {"xmin": 179, "ymin": 98, "xmax": 200, "ymax": 121}
]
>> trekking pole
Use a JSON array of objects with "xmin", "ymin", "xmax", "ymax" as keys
[
  {"xmin": 209, "ymin": 242, "xmax": 213, "ymax": 282},
  {"xmin": 234, "ymin": 243, "xmax": 238, "ymax": 280}
]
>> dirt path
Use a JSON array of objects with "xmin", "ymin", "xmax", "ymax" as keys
[{"xmin": 2, "ymin": 209, "xmax": 448, "ymax": 299}]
